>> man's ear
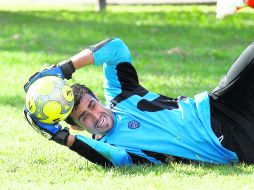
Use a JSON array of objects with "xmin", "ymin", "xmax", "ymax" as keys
[{"xmin": 71, "ymin": 125, "xmax": 84, "ymax": 131}]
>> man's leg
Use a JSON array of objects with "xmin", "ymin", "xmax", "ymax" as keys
[
  {"xmin": 211, "ymin": 42, "xmax": 254, "ymax": 103},
  {"xmin": 210, "ymin": 42, "xmax": 254, "ymax": 163}
]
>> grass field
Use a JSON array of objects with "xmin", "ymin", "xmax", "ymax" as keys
[{"xmin": 1, "ymin": 4, "xmax": 254, "ymax": 190}]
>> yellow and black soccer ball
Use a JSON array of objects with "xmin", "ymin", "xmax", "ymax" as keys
[{"xmin": 25, "ymin": 76, "xmax": 74, "ymax": 124}]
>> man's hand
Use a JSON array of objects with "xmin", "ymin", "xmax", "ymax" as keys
[
  {"xmin": 23, "ymin": 107, "xmax": 70, "ymax": 145},
  {"xmin": 24, "ymin": 60, "xmax": 75, "ymax": 92},
  {"xmin": 23, "ymin": 107, "xmax": 62, "ymax": 139}
]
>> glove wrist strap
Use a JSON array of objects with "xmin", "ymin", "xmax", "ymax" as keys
[
  {"xmin": 58, "ymin": 60, "xmax": 75, "ymax": 80},
  {"xmin": 52, "ymin": 127, "xmax": 70, "ymax": 146}
]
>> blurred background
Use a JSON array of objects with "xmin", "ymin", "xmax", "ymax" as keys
[
  {"xmin": 0, "ymin": 0, "xmax": 217, "ymax": 11},
  {"xmin": 1, "ymin": 1, "xmax": 254, "ymax": 190}
]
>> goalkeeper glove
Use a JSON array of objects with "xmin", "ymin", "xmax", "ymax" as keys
[
  {"xmin": 23, "ymin": 107, "xmax": 70, "ymax": 146},
  {"xmin": 24, "ymin": 60, "xmax": 75, "ymax": 92}
]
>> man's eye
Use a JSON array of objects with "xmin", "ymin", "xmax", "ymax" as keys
[{"xmin": 81, "ymin": 114, "xmax": 87, "ymax": 122}]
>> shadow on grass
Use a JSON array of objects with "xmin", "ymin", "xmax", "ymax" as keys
[
  {"xmin": 1, "ymin": 9, "xmax": 253, "ymax": 85},
  {"xmin": 109, "ymin": 162, "xmax": 254, "ymax": 177},
  {"xmin": 0, "ymin": 10, "xmax": 253, "ymax": 56},
  {"xmin": 0, "ymin": 94, "xmax": 24, "ymax": 108}
]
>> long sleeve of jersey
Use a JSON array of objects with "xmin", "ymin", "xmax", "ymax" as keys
[
  {"xmin": 69, "ymin": 135, "xmax": 133, "ymax": 167},
  {"xmin": 89, "ymin": 37, "xmax": 141, "ymax": 107},
  {"xmin": 89, "ymin": 37, "xmax": 132, "ymax": 66}
]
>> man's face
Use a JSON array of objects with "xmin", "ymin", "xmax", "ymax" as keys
[{"xmin": 70, "ymin": 94, "xmax": 114, "ymax": 135}]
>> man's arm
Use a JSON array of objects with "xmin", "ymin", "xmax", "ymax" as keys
[
  {"xmin": 24, "ymin": 108, "xmax": 133, "ymax": 167},
  {"xmin": 69, "ymin": 49, "xmax": 94, "ymax": 69},
  {"xmin": 67, "ymin": 135, "xmax": 133, "ymax": 167},
  {"xmin": 24, "ymin": 38, "xmax": 131, "ymax": 92},
  {"xmin": 69, "ymin": 37, "xmax": 132, "ymax": 70}
]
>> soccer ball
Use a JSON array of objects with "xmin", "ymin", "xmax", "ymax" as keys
[{"xmin": 25, "ymin": 76, "xmax": 74, "ymax": 124}]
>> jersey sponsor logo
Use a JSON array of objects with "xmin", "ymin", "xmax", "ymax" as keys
[{"xmin": 128, "ymin": 120, "xmax": 140, "ymax": 129}]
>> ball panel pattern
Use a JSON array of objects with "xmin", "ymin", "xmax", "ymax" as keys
[
  {"xmin": 26, "ymin": 96, "xmax": 36, "ymax": 114},
  {"xmin": 26, "ymin": 76, "xmax": 74, "ymax": 124}
]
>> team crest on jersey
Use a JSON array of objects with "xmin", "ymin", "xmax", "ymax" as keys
[{"xmin": 128, "ymin": 120, "xmax": 140, "ymax": 129}]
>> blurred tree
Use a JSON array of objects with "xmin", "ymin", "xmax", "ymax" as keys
[{"xmin": 98, "ymin": 0, "xmax": 106, "ymax": 11}]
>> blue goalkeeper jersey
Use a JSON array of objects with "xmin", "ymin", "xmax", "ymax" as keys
[{"xmin": 70, "ymin": 38, "xmax": 238, "ymax": 167}]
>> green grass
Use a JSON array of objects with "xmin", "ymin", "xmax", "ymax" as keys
[{"xmin": 0, "ymin": 4, "xmax": 254, "ymax": 190}]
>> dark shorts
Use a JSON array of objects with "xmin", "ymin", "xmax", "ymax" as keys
[{"xmin": 209, "ymin": 42, "xmax": 254, "ymax": 163}]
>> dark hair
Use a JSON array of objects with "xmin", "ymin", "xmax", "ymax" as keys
[{"xmin": 65, "ymin": 83, "xmax": 97, "ymax": 126}]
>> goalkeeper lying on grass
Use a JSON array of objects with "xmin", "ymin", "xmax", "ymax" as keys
[{"xmin": 24, "ymin": 38, "xmax": 254, "ymax": 167}]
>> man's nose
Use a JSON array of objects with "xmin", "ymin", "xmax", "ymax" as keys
[{"xmin": 89, "ymin": 109, "xmax": 100, "ymax": 121}]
